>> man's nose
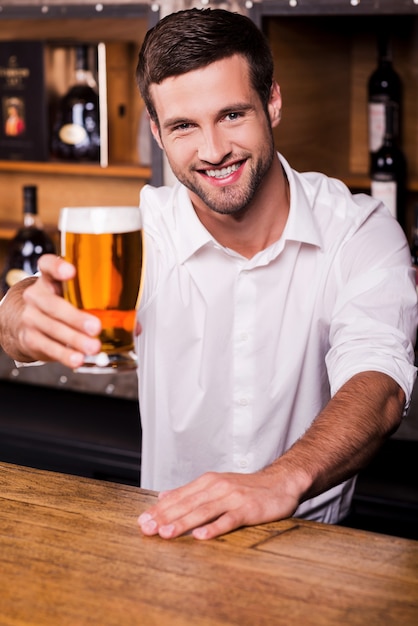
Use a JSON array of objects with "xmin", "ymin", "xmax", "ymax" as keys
[{"xmin": 197, "ymin": 127, "xmax": 230, "ymax": 164}]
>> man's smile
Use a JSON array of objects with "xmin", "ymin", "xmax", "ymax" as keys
[{"xmin": 199, "ymin": 160, "xmax": 246, "ymax": 185}]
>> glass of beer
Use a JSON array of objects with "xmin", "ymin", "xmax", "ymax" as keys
[{"xmin": 59, "ymin": 206, "xmax": 144, "ymax": 373}]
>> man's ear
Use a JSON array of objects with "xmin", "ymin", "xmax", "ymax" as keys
[
  {"xmin": 150, "ymin": 118, "xmax": 163, "ymax": 150},
  {"xmin": 268, "ymin": 81, "xmax": 282, "ymax": 128}
]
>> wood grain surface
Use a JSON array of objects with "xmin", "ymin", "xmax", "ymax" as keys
[{"xmin": 1, "ymin": 462, "xmax": 417, "ymax": 625}]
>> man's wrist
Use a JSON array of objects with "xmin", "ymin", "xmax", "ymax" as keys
[{"xmin": 262, "ymin": 454, "xmax": 314, "ymax": 506}]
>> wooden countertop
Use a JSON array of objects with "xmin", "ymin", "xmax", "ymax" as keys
[{"xmin": 1, "ymin": 462, "xmax": 417, "ymax": 625}]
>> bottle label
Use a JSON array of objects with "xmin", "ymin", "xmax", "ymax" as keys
[
  {"xmin": 59, "ymin": 123, "xmax": 88, "ymax": 146},
  {"xmin": 5, "ymin": 268, "xmax": 31, "ymax": 288},
  {"xmin": 368, "ymin": 102, "xmax": 385, "ymax": 152},
  {"xmin": 371, "ymin": 180, "xmax": 397, "ymax": 219}
]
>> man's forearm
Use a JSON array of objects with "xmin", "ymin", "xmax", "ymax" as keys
[{"xmin": 269, "ymin": 370, "xmax": 405, "ymax": 504}]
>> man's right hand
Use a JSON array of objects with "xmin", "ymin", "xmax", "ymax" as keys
[{"xmin": 0, "ymin": 254, "xmax": 101, "ymax": 369}]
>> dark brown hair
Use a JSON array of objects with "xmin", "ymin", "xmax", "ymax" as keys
[{"xmin": 136, "ymin": 8, "xmax": 274, "ymax": 124}]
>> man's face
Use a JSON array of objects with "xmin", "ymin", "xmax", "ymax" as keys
[{"xmin": 149, "ymin": 55, "xmax": 281, "ymax": 218}]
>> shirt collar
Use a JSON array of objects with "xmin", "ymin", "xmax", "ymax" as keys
[
  {"xmin": 170, "ymin": 152, "xmax": 323, "ymax": 265},
  {"xmin": 167, "ymin": 184, "xmax": 213, "ymax": 265},
  {"xmin": 279, "ymin": 153, "xmax": 323, "ymax": 249}
]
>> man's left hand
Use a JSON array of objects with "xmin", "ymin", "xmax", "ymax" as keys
[{"xmin": 137, "ymin": 469, "xmax": 300, "ymax": 540}]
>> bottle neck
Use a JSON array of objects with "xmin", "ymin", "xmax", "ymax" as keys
[
  {"xmin": 74, "ymin": 45, "xmax": 97, "ymax": 89},
  {"xmin": 377, "ymin": 30, "xmax": 393, "ymax": 66},
  {"xmin": 23, "ymin": 213, "xmax": 39, "ymax": 228},
  {"xmin": 22, "ymin": 186, "xmax": 39, "ymax": 227},
  {"xmin": 75, "ymin": 68, "xmax": 97, "ymax": 89}
]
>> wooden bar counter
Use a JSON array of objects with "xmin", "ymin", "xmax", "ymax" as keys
[{"xmin": 1, "ymin": 461, "xmax": 417, "ymax": 625}]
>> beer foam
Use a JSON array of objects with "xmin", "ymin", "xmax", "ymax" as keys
[{"xmin": 59, "ymin": 206, "xmax": 141, "ymax": 234}]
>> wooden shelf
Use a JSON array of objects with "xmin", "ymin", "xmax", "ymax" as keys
[
  {"xmin": 0, "ymin": 223, "xmax": 21, "ymax": 239},
  {"xmin": 0, "ymin": 160, "xmax": 151, "ymax": 179},
  {"xmin": 0, "ymin": 221, "xmax": 58, "ymax": 240},
  {"xmin": 0, "ymin": 165, "xmax": 416, "ymax": 194},
  {"xmin": 0, "ymin": 224, "xmax": 19, "ymax": 240},
  {"xmin": 344, "ymin": 176, "xmax": 418, "ymax": 194}
]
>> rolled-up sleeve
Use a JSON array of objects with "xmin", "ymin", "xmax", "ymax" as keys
[{"xmin": 326, "ymin": 206, "xmax": 417, "ymax": 407}]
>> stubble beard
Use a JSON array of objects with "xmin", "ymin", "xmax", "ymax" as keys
[{"xmin": 169, "ymin": 141, "xmax": 276, "ymax": 217}]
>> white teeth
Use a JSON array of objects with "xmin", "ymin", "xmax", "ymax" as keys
[{"xmin": 205, "ymin": 162, "xmax": 241, "ymax": 178}]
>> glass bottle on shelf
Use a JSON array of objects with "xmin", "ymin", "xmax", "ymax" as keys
[
  {"xmin": 370, "ymin": 102, "xmax": 406, "ymax": 232},
  {"xmin": 50, "ymin": 44, "xmax": 100, "ymax": 163},
  {"xmin": 368, "ymin": 30, "xmax": 402, "ymax": 162},
  {"xmin": 0, "ymin": 185, "xmax": 56, "ymax": 297}
]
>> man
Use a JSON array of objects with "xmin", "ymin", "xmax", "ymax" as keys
[{"xmin": 0, "ymin": 8, "xmax": 416, "ymax": 541}]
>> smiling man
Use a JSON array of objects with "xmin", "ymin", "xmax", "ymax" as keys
[
  {"xmin": 0, "ymin": 8, "xmax": 416, "ymax": 541},
  {"xmin": 147, "ymin": 54, "xmax": 287, "ymax": 257}
]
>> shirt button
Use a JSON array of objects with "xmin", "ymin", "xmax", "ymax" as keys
[
  {"xmin": 239, "ymin": 332, "xmax": 249, "ymax": 342},
  {"xmin": 238, "ymin": 458, "xmax": 249, "ymax": 469},
  {"xmin": 238, "ymin": 397, "xmax": 249, "ymax": 406}
]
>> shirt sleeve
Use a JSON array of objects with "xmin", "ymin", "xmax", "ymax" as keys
[{"xmin": 326, "ymin": 203, "xmax": 417, "ymax": 408}]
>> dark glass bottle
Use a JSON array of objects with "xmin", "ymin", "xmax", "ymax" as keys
[
  {"xmin": 368, "ymin": 31, "xmax": 402, "ymax": 160},
  {"xmin": 370, "ymin": 102, "xmax": 406, "ymax": 231},
  {"xmin": 0, "ymin": 186, "xmax": 56, "ymax": 296},
  {"xmin": 50, "ymin": 44, "xmax": 100, "ymax": 162}
]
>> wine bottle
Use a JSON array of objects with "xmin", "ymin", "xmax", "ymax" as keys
[
  {"xmin": 0, "ymin": 185, "xmax": 56, "ymax": 296},
  {"xmin": 368, "ymin": 30, "xmax": 402, "ymax": 159},
  {"xmin": 370, "ymin": 102, "xmax": 406, "ymax": 230},
  {"xmin": 50, "ymin": 44, "xmax": 100, "ymax": 162}
]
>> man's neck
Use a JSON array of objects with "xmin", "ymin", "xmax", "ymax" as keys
[{"xmin": 192, "ymin": 157, "xmax": 289, "ymax": 259}]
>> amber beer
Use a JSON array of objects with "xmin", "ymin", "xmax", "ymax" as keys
[{"xmin": 59, "ymin": 206, "xmax": 143, "ymax": 371}]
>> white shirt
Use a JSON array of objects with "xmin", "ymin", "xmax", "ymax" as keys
[{"xmin": 137, "ymin": 153, "xmax": 417, "ymax": 523}]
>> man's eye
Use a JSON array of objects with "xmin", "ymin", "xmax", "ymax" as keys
[
  {"xmin": 174, "ymin": 122, "xmax": 192, "ymax": 131},
  {"xmin": 226, "ymin": 112, "xmax": 241, "ymax": 121}
]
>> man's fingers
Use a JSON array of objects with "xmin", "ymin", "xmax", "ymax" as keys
[
  {"xmin": 18, "ymin": 327, "xmax": 86, "ymax": 370},
  {"xmin": 138, "ymin": 474, "xmax": 259, "ymax": 540},
  {"xmin": 16, "ymin": 258, "xmax": 102, "ymax": 364},
  {"xmin": 141, "ymin": 491, "xmax": 253, "ymax": 540},
  {"xmin": 192, "ymin": 511, "xmax": 242, "ymax": 540},
  {"xmin": 19, "ymin": 310, "xmax": 101, "ymax": 364},
  {"xmin": 37, "ymin": 254, "xmax": 75, "ymax": 283},
  {"xmin": 23, "ymin": 286, "xmax": 101, "ymax": 338},
  {"xmin": 138, "ymin": 470, "xmax": 300, "ymax": 541}
]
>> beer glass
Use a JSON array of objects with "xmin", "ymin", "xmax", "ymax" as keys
[{"xmin": 59, "ymin": 206, "xmax": 144, "ymax": 373}]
